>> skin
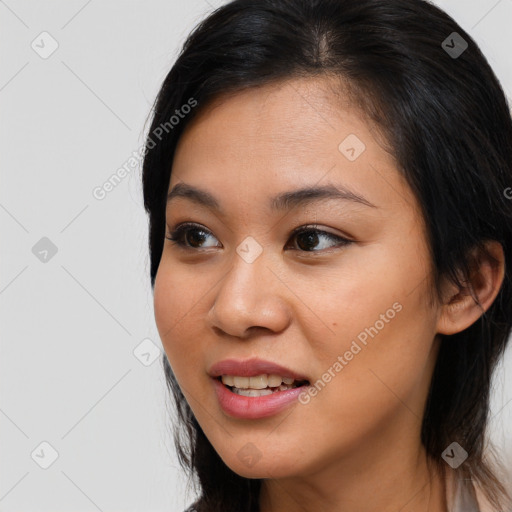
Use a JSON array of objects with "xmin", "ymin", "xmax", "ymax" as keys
[{"xmin": 153, "ymin": 77, "xmax": 505, "ymax": 512}]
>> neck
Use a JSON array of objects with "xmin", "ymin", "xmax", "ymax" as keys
[{"xmin": 259, "ymin": 441, "xmax": 448, "ymax": 512}]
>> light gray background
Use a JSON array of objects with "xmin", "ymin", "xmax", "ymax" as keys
[{"xmin": 1, "ymin": 1, "xmax": 511, "ymax": 511}]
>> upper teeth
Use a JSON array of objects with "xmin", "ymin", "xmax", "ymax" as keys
[{"xmin": 221, "ymin": 374, "xmax": 296, "ymax": 389}]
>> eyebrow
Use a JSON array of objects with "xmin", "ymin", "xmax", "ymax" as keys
[{"xmin": 166, "ymin": 182, "xmax": 377, "ymax": 214}]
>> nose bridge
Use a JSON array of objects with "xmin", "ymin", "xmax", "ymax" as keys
[{"xmin": 208, "ymin": 240, "xmax": 291, "ymax": 337}]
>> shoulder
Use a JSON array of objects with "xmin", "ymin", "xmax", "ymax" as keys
[{"xmin": 183, "ymin": 503, "xmax": 199, "ymax": 512}]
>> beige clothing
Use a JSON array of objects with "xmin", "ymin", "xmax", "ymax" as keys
[
  {"xmin": 446, "ymin": 470, "xmax": 504, "ymax": 512},
  {"xmin": 447, "ymin": 476, "xmax": 480, "ymax": 511}
]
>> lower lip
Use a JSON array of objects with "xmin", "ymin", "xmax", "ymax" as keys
[{"xmin": 212, "ymin": 378, "xmax": 307, "ymax": 419}]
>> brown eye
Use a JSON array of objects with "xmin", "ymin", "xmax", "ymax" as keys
[
  {"xmin": 287, "ymin": 226, "xmax": 352, "ymax": 252},
  {"xmin": 166, "ymin": 223, "xmax": 220, "ymax": 249},
  {"xmin": 295, "ymin": 230, "xmax": 321, "ymax": 251},
  {"xmin": 165, "ymin": 223, "xmax": 352, "ymax": 253}
]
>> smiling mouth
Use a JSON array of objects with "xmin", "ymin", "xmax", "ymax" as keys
[{"xmin": 217, "ymin": 375, "xmax": 310, "ymax": 397}]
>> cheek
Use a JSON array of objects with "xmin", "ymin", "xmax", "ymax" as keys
[
  {"xmin": 153, "ymin": 257, "xmax": 199, "ymax": 336},
  {"xmin": 153, "ymin": 263, "xmax": 195, "ymax": 366},
  {"xmin": 292, "ymin": 256, "xmax": 403, "ymax": 362},
  {"xmin": 301, "ymin": 246, "xmax": 436, "ymax": 405},
  {"xmin": 153, "ymin": 265, "xmax": 175, "ymax": 341}
]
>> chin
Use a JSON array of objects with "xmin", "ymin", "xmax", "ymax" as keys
[
  {"xmin": 217, "ymin": 448, "xmax": 303, "ymax": 479},
  {"xmin": 229, "ymin": 461, "xmax": 294, "ymax": 480}
]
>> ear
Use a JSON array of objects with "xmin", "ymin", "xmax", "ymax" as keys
[{"xmin": 436, "ymin": 240, "xmax": 505, "ymax": 336}]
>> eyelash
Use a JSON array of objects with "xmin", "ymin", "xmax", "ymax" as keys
[{"xmin": 165, "ymin": 222, "xmax": 352, "ymax": 253}]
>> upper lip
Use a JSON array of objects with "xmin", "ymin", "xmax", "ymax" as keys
[{"xmin": 208, "ymin": 357, "xmax": 309, "ymax": 381}]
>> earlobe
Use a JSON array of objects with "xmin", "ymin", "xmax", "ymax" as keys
[{"xmin": 436, "ymin": 240, "xmax": 505, "ymax": 336}]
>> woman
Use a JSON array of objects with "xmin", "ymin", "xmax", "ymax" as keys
[{"xmin": 141, "ymin": 0, "xmax": 512, "ymax": 510}]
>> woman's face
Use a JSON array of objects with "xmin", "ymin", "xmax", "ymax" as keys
[{"xmin": 154, "ymin": 77, "xmax": 443, "ymax": 479}]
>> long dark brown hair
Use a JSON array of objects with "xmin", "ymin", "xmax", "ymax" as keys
[{"xmin": 141, "ymin": 1, "xmax": 512, "ymax": 510}]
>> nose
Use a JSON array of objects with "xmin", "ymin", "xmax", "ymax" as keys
[{"xmin": 206, "ymin": 250, "xmax": 292, "ymax": 339}]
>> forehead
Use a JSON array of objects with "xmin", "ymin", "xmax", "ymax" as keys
[
  {"xmin": 174, "ymin": 77, "xmax": 360, "ymax": 162},
  {"xmin": 169, "ymin": 77, "xmax": 416, "ymax": 218}
]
